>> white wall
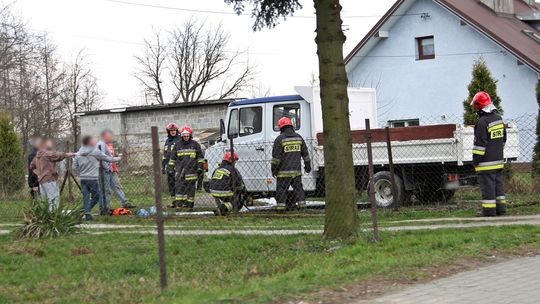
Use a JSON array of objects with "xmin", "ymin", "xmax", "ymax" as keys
[{"xmin": 347, "ymin": 0, "xmax": 538, "ymax": 125}]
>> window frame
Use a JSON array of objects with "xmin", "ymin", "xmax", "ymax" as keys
[
  {"xmin": 227, "ymin": 108, "xmax": 239, "ymax": 139},
  {"xmin": 388, "ymin": 118, "xmax": 420, "ymax": 128},
  {"xmin": 416, "ymin": 36, "xmax": 435, "ymax": 60},
  {"xmin": 239, "ymin": 106, "xmax": 263, "ymax": 137},
  {"xmin": 273, "ymin": 103, "xmax": 301, "ymax": 131}
]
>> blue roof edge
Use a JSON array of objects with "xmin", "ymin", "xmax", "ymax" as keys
[{"xmin": 230, "ymin": 95, "xmax": 303, "ymax": 106}]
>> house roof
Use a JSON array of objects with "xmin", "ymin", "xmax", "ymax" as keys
[
  {"xmin": 345, "ymin": 0, "xmax": 540, "ymax": 74},
  {"xmin": 77, "ymin": 98, "xmax": 235, "ymax": 117}
]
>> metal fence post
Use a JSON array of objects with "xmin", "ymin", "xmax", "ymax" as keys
[
  {"xmin": 229, "ymin": 136, "xmax": 238, "ymax": 213},
  {"xmin": 151, "ymin": 126, "xmax": 168, "ymax": 290},
  {"xmin": 385, "ymin": 127, "xmax": 399, "ymax": 211},
  {"xmin": 365, "ymin": 119, "xmax": 380, "ymax": 242}
]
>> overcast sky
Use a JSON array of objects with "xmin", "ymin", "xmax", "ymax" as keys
[{"xmin": 12, "ymin": 0, "xmax": 396, "ymax": 108}]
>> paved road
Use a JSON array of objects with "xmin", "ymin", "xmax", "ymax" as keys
[{"xmin": 355, "ymin": 255, "xmax": 540, "ymax": 304}]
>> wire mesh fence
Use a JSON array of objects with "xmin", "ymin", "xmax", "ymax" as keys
[
  {"xmin": 1, "ymin": 113, "xmax": 539, "ymax": 221},
  {"xmin": 0, "ymin": 113, "xmax": 539, "ymax": 302}
]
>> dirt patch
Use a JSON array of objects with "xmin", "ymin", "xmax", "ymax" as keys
[
  {"xmin": 71, "ymin": 246, "xmax": 93, "ymax": 256},
  {"xmin": 277, "ymin": 248, "xmax": 540, "ymax": 304}
]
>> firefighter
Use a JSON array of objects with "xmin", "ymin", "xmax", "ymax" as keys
[
  {"xmin": 162, "ymin": 122, "xmax": 180, "ymax": 207},
  {"xmin": 271, "ymin": 117, "xmax": 311, "ymax": 211},
  {"xmin": 209, "ymin": 151, "xmax": 245, "ymax": 215},
  {"xmin": 471, "ymin": 91, "xmax": 507, "ymax": 217},
  {"xmin": 171, "ymin": 125, "xmax": 204, "ymax": 210}
]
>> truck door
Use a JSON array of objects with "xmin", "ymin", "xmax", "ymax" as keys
[{"xmin": 227, "ymin": 105, "xmax": 270, "ymax": 192}]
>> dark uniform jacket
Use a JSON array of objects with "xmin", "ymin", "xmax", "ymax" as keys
[
  {"xmin": 171, "ymin": 138, "xmax": 204, "ymax": 181},
  {"xmin": 27, "ymin": 148, "xmax": 39, "ymax": 188},
  {"xmin": 162, "ymin": 135, "xmax": 180, "ymax": 170},
  {"xmin": 209, "ymin": 162, "xmax": 244, "ymax": 197},
  {"xmin": 271, "ymin": 126, "xmax": 310, "ymax": 178},
  {"xmin": 472, "ymin": 111, "xmax": 506, "ymax": 173}
]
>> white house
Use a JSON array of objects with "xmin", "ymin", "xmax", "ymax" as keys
[{"xmin": 345, "ymin": 0, "xmax": 540, "ymax": 127}]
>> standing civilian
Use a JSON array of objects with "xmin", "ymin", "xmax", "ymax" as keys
[
  {"xmin": 97, "ymin": 130, "xmax": 134, "ymax": 215},
  {"xmin": 29, "ymin": 138, "xmax": 76, "ymax": 211}
]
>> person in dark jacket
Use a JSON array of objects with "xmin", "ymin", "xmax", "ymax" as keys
[
  {"xmin": 162, "ymin": 122, "xmax": 180, "ymax": 205},
  {"xmin": 209, "ymin": 151, "xmax": 245, "ymax": 215},
  {"xmin": 271, "ymin": 117, "xmax": 311, "ymax": 211},
  {"xmin": 171, "ymin": 125, "xmax": 204, "ymax": 209},
  {"xmin": 471, "ymin": 91, "xmax": 507, "ymax": 217},
  {"xmin": 27, "ymin": 137, "xmax": 41, "ymax": 199}
]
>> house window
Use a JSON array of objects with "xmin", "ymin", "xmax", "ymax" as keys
[
  {"xmin": 388, "ymin": 119, "xmax": 420, "ymax": 128},
  {"xmin": 416, "ymin": 36, "xmax": 435, "ymax": 60}
]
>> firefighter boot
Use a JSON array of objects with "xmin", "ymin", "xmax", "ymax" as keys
[
  {"xmin": 496, "ymin": 197, "xmax": 507, "ymax": 216},
  {"xmin": 482, "ymin": 201, "xmax": 497, "ymax": 217},
  {"xmin": 214, "ymin": 202, "xmax": 233, "ymax": 216}
]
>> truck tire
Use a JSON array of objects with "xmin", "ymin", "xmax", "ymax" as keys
[
  {"xmin": 372, "ymin": 171, "xmax": 404, "ymax": 208},
  {"xmin": 416, "ymin": 189, "xmax": 455, "ymax": 203}
]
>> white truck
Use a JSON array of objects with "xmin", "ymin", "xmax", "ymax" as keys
[{"xmin": 204, "ymin": 87, "xmax": 519, "ymax": 208}]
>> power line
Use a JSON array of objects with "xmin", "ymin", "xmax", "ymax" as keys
[{"xmin": 102, "ymin": 0, "xmax": 423, "ymax": 19}]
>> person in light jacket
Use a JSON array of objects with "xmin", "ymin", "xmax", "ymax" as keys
[{"xmin": 74, "ymin": 135, "xmax": 121, "ymax": 221}]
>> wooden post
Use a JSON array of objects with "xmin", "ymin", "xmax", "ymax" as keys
[
  {"xmin": 365, "ymin": 119, "xmax": 380, "ymax": 242},
  {"xmin": 385, "ymin": 127, "xmax": 399, "ymax": 211},
  {"xmin": 151, "ymin": 126, "xmax": 168, "ymax": 290}
]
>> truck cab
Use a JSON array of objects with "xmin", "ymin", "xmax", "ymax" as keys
[{"xmin": 205, "ymin": 87, "xmax": 378, "ymax": 197}]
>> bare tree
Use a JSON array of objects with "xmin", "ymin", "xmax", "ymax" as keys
[
  {"xmin": 62, "ymin": 50, "xmax": 101, "ymax": 149},
  {"xmin": 134, "ymin": 29, "xmax": 166, "ymax": 104},
  {"xmin": 168, "ymin": 20, "xmax": 254, "ymax": 102},
  {"xmin": 38, "ymin": 35, "xmax": 67, "ymax": 137}
]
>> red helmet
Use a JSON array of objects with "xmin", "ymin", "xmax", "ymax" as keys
[
  {"xmin": 471, "ymin": 91, "xmax": 493, "ymax": 111},
  {"xmin": 180, "ymin": 125, "xmax": 192, "ymax": 136},
  {"xmin": 166, "ymin": 122, "xmax": 179, "ymax": 131},
  {"xmin": 278, "ymin": 117, "xmax": 293, "ymax": 130},
  {"xmin": 223, "ymin": 151, "xmax": 239, "ymax": 163}
]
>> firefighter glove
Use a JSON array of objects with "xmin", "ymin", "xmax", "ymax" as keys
[{"xmin": 304, "ymin": 162, "xmax": 311, "ymax": 173}]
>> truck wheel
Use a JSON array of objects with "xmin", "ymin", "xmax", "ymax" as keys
[
  {"xmin": 416, "ymin": 189, "xmax": 455, "ymax": 203},
  {"xmin": 372, "ymin": 171, "xmax": 404, "ymax": 208}
]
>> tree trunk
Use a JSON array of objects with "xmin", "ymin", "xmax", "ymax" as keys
[{"xmin": 314, "ymin": 0, "xmax": 358, "ymax": 239}]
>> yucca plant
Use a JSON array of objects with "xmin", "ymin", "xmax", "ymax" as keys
[{"xmin": 17, "ymin": 198, "xmax": 83, "ymax": 239}]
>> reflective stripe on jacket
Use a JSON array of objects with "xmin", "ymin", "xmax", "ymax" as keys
[
  {"xmin": 271, "ymin": 126, "xmax": 310, "ymax": 178},
  {"xmin": 209, "ymin": 162, "xmax": 244, "ymax": 198},
  {"xmin": 171, "ymin": 138, "xmax": 204, "ymax": 179},
  {"xmin": 162, "ymin": 135, "xmax": 180, "ymax": 169},
  {"xmin": 472, "ymin": 111, "xmax": 506, "ymax": 173}
]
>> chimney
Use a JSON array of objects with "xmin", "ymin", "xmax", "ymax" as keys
[{"xmin": 480, "ymin": 0, "xmax": 515, "ymax": 16}]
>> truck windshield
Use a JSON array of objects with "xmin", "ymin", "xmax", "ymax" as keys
[{"xmin": 273, "ymin": 103, "xmax": 300, "ymax": 131}]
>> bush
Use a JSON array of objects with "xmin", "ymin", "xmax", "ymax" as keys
[
  {"xmin": 462, "ymin": 57, "xmax": 503, "ymax": 125},
  {"xmin": 0, "ymin": 111, "xmax": 25, "ymax": 195},
  {"xmin": 17, "ymin": 198, "xmax": 83, "ymax": 239},
  {"xmin": 532, "ymin": 80, "xmax": 540, "ymax": 177}
]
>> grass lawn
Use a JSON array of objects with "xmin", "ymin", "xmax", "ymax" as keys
[{"xmin": 1, "ymin": 225, "xmax": 540, "ymax": 304}]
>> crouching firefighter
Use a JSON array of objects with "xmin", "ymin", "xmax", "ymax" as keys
[
  {"xmin": 171, "ymin": 125, "xmax": 204, "ymax": 210},
  {"xmin": 209, "ymin": 151, "xmax": 246, "ymax": 215},
  {"xmin": 271, "ymin": 117, "xmax": 311, "ymax": 211},
  {"xmin": 471, "ymin": 91, "xmax": 507, "ymax": 217},
  {"xmin": 162, "ymin": 122, "xmax": 180, "ymax": 207}
]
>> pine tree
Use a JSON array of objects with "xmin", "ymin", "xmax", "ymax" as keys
[
  {"xmin": 463, "ymin": 57, "xmax": 503, "ymax": 125},
  {"xmin": 0, "ymin": 111, "xmax": 25, "ymax": 195},
  {"xmin": 532, "ymin": 80, "xmax": 540, "ymax": 177}
]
